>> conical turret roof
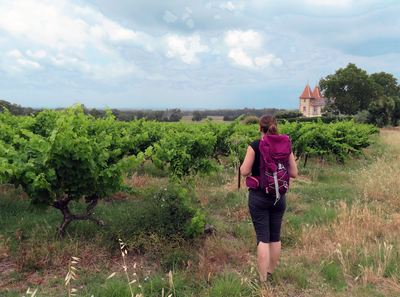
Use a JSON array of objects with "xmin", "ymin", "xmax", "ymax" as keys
[
  {"xmin": 312, "ymin": 84, "xmax": 323, "ymax": 100},
  {"xmin": 299, "ymin": 83, "xmax": 315, "ymax": 99}
]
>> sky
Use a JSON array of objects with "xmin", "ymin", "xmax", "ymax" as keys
[{"xmin": 0, "ymin": 0, "xmax": 399, "ymax": 110}]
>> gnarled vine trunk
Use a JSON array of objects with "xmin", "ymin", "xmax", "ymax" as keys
[{"xmin": 52, "ymin": 196, "xmax": 105, "ymax": 233}]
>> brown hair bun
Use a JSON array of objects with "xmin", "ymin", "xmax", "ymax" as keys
[{"xmin": 259, "ymin": 115, "xmax": 279, "ymax": 135}]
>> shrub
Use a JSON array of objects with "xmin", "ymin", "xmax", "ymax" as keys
[
  {"xmin": 243, "ymin": 116, "xmax": 259, "ymax": 125},
  {"xmin": 353, "ymin": 110, "xmax": 370, "ymax": 124},
  {"xmin": 123, "ymin": 183, "xmax": 205, "ymax": 241},
  {"xmin": 275, "ymin": 110, "xmax": 303, "ymax": 118},
  {"xmin": 277, "ymin": 116, "xmax": 353, "ymax": 124}
]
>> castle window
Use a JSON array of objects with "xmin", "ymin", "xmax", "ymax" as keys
[
  {"xmin": 303, "ymin": 107, "xmax": 306, "ymax": 112},
  {"xmin": 314, "ymin": 107, "xmax": 317, "ymax": 112},
  {"xmin": 304, "ymin": 99, "xmax": 306, "ymax": 103}
]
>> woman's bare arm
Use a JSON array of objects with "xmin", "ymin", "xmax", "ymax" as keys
[
  {"xmin": 240, "ymin": 146, "xmax": 255, "ymax": 176},
  {"xmin": 288, "ymin": 152, "xmax": 298, "ymax": 178}
]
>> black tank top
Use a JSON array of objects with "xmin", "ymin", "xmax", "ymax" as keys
[{"xmin": 249, "ymin": 140, "xmax": 261, "ymax": 176}]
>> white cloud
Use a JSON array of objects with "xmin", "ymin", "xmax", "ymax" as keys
[
  {"xmin": 164, "ymin": 35, "xmax": 209, "ymax": 64},
  {"xmin": 228, "ymin": 48, "xmax": 253, "ymax": 67},
  {"xmin": 205, "ymin": 3, "xmax": 212, "ymax": 9},
  {"xmin": 0, "ymin": 2, "xmax": 90, "ymax": 50},
  {"xmin": 225, "ymin": 30, "xmax": 261, "ymax": 49},
  {"xmin": 305, "ymin": 0, "xmax": 353, "ymax": 6},
  {"xmin": 187, "ymin": 19, "xmax": 195, "ymax": 29},
  {"xmin": 211, "ymin": 49, "xmax": 220, "ymax": 55},
  {"xmin": 166, "ymin": 35, "xmax": 187, "ymax": 58},
  {"xmin": 101, "ymin": 19, "xmax": 137, "ymax": 42},
  {"xmin": 163, "ymin": 11, "xmax": 177, "ymax": 23},
  {"xmin": 255, "ymin": 54, "xmax": 274, "ymax": 67},
  {"xmin": 6, "ymin": 49, "xmax": 22, "ymax": 57},
  {"xmin": 220, "ymin": 2, "xmax": 235, "ymax": 11},
  {"xmin": 165, "ymin": 51, "xmax": 175, "ymax": 59},
  {"xmin": 211, "ymin": 37, "xmax": 218, "ymax": 44},
  {"xmin": 186, "ymin": 7, "xmax": 193, "ymax": 13},
  {"xmin": 273, "ymin": 58, "xmax": 283, "ymax": 67},
  {"xmin": 227, "ymin": 2, "xmax": 235, "ymax": 10},
  {"xmin": 214, "ymin": 15, "xmax": 221, "ymax": 19},
  {"xmin": 182, "ymin": 12, "xmax": 190, "ymax": 20},
  {"xmin": 26, "ymin": 50, "xmax": 47, "ymax": 58},
  {"xmin": 182, "ymin": 36, "xmax": 210, "ymax": 64},
  {"xmin": 17, "ymin": 58, "xmax": 40, "ymax": 68}
]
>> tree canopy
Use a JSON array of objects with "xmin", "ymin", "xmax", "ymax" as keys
[
  {"xmin": 370, "ymin": 72, "xmax": 400, "ymax": 98},
  {"xmin": 320, "ymin": 63, "xmax": 399, "ymax": 116},
  {"xmin": 319, "ymin": 63, "xmax": 376, "ymax": 115},
  {"xmin": 191, "ymin": 111, "xmax": 207, "ymax": 122}
]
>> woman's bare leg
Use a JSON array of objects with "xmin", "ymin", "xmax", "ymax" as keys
[
  {"xmin": 268, "ymin": 241, "xmax": 281, "ymax": 274},
  {"xmin": 257, "ymin": 241, "xmax": 270, "ymax": 282}
]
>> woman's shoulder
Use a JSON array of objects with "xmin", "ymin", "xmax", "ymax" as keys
[{"xmin": 249, "ymin": 139, "xmax": 260, "ymax": 149}]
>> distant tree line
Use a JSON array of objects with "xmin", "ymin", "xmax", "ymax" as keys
[
  {"xmin": 0, "ymin": 101, "xmax": 184, "ymax": 123},
  {"xmin": 1, "ymin": 102, "xmax": 298, "ymax": 123},
  {"xmin": 190, "ymin": 108, "xmax": 295, "ymax": 122},
  {"xmin": 0, "ymin": 100, "xmax": 42, "ymax": 116},
  {"xmin": 84, "ymin": 107, "xmax": 184, "ymax": 122}
]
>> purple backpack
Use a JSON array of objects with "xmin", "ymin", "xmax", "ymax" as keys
[{"xmin": 246, "ymin": 135, "xmax": 292, "ymax": 204}]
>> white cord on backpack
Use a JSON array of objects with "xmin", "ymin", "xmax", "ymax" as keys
[{"xmin": 273, "ymin": 171, "xmax": 280, "ymax": 205}]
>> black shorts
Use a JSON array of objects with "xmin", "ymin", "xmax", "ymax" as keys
[{"xmin": 248, "ymin": 188, "xmax": 287, "ymax": 245}]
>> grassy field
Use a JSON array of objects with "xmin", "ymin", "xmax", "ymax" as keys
[
  {"xmin": 0, "ymin": 129, "xmax": 399, "ymax": 296},
  {"xmin": 180, "ymin": 116, "xmax": 229, "ymax": 124}
]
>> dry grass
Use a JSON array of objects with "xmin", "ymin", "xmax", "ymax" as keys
[
  {"xmin": 0, "ymin": 185, "xmax": 27, "ymax": 199},
  {"xmin": 0, "ymin": 236, "xmax": 16, "ymax": 281},
  {"xmin": 107, "ymin": 173, "xmax": 159, "ymax": 201},
  {"xmin": 197, "ymin": 192, "xmax": 210, "ymax": 207},
  {"xmin": 196, "ymin": 235, "xmax": 252, "ymax": 280},
  {"xmin": 15, "ymin": 226, "xmax": 111, "ymax": 272},
  {"xmin": 355, "ymin": 131, "xmax": 400, "ymax": 208},
  {"xmin": 124, "ymin": 173, "xmax": 153, "ymax": 190},
  {"xmin": 224, "ymin": 202, "xmax": 250, "ymax": 222},
  {"xmin": 293, "ymin": 129, "xmax": 400, "ymax": 294}
]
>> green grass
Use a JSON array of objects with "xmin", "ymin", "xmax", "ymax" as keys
[{"xmin": 207, "ymin": 271, "xmax": 252, "ymax": 296}]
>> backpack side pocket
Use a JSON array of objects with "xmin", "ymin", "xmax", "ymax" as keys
[{"xmin": 245, "ymin": 176, "xmax": 259, "ymax": 190}]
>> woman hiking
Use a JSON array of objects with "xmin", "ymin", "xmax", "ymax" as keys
[{"xmin": 240, "ymin": 115, "xmax": 298, "ymax": 282}]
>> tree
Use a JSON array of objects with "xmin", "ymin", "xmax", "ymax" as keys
[
  {"xmin": 368, "ymin": 95, "xmax": 400, "ymax": 127},
  {"xmin": 0, "ymin": 100, "xmax": 24, "ymax": 116},
  {"xmin": 169, "ymin": 108, "xmax": 182, "ymax": 122},
  {"xmin": 110, "ymin": 108, "xmax": 120, "ymax": 117},
  {"xmin": 191, "ymin": 111, "xmax": 206, "ymax": 122},
  {"xmin": 145, "ymin": 110, "xmax": 165, "ymax": 121},
  {"xmin": 319, "ymin": 63, "xmax": 377, "ymax": 115},
  {"xmin": 370, "ymin": 72, "xmax": 400, "ymax": 98},
  {"xmin": 145, "ymin": 112, "xmax": 156, "ymax": 121},
  {"xmin": 153, "ymin": 110, "xmax": 165, "ymax": 121},
  {"xmin": 89, "ymin": 108, "xmax": 104, "ymax": 119},
  {"xmin": 136, "ymin": 110, "xmax": 144, "ymax": 120}
]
